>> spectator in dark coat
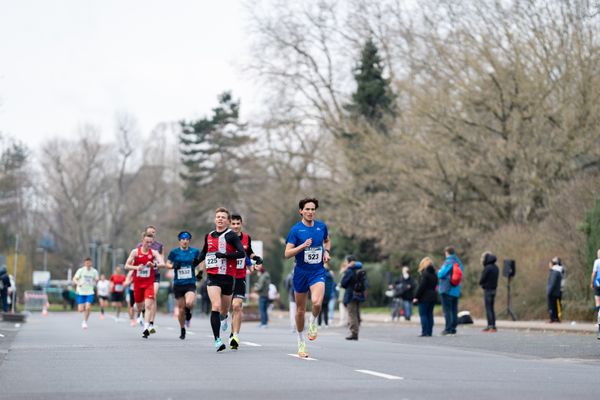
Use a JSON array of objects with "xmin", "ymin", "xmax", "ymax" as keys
[
  {"xmin": 479, "ymin": 251, "xmax": 500, "ymax": 332},
  {"xmin": 398, "ymin": 266, "xmax": 416, "ymax": 321},
  {"xmin": 413, "ymin": 257, "xmax": 438, "ymax": 337},
  {"xmin": 340, "ymin": 256, "xmax": 367, "ymax": 340},
  {"xmin": 0, "ymin": 265, "xmax": 11, "ymax": 312},
  {"xmin": 547, "ymin": 260, "xmax": 562, "ymax": 323}
]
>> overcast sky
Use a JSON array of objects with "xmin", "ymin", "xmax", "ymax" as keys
[{"xmin": 0, "ymin": 0, "xmax": 257, "ymax": 149}]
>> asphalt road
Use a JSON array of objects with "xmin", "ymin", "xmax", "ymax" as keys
[{"xmin": 0, "ymin": 311, "xmax": 599, "ymax": 400}]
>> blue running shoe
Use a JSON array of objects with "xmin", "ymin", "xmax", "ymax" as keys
[{"xmin": 215, "ymin": 338, "xmax": 226, "ymax": 352}]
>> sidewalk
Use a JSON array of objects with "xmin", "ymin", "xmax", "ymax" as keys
[{"xmin": 360, "ymin": 312, "xmax": 597, "ymax": 333}]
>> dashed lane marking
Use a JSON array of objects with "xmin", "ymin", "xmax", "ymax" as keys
[
  {"xmin": 241, "ymin": 341, "xmax": 261, "ymax": 347},
  {"xmin": 287, "ymin": 353, "xmax": 318, "ymax": 361},
  {"xmin": 355, "ymin": 369, "xmax": 403, "ymax": 380}
]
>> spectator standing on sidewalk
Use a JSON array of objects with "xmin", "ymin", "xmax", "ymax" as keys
[
  {"xmin": 551, "ymin": 257, "xmax": 566, "ymax": 320},
  {"xmin": 318, "ymin": 264, "xmax": 334, "ymax": 326},
  {"xmin": 479, "ymin": 251, "xmax": 499, "ymax": 332},
  {"xmin": 437, "ymin": 246, "xmax": 463, "ymax": 335},
  {"xmin": 547, "ymin": 259, "xmax": 562, "ymax": 323},
  {"xmin": 413, "ymin": 257, "xmax": 438, "ymax": 337},
  {"xmin": 253, "ymin": 265, "xmax": 271, "ymax": 328},
  {"xmin": 0, "ymin": 265, "xmax": 12, "ymax": 312},
  {"xmin": 284, "ymin": 271, "xmax": 296, "ymax": 331},
  {"xmin": 340, "ymin": 255, "xmax": 367, "ymax": 340},
  {"xmin": 398, "ymin": 266, "xmax": 416, "ymax": 321}
]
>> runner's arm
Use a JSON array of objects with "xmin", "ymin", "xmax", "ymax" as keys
[
  {"xmin": 124, "ymin": 270, "xmax": 134, "ymax": 285},
  {"xmin": 152, "ymin": 249, "xmax": 166, "ymax": 268},
  {"xmin": 124, "ymin": 250, "xmax": 140, "ymax": 271},
  {"xmin": 197, "ymin": 234, "xmax": 209, "ymax": 262},
  {"xmin": 323, "ymin": 237, "xmax": 331, "ymax": 262},
  {"xmin": 215, "ymin": 232, "xmax": 245, "ymax": 259},
  {"xmin": 284, "ymin": 241, "xmax": 310, "ymax": 259}
]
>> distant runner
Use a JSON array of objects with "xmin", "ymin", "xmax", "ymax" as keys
[
  {"xmin": 110, "ymin": 266, "xmax": 126, "ymax": 321},
  {"xmin": 72, "ymin": 257, "xmax": 99, "ymax": 329}
]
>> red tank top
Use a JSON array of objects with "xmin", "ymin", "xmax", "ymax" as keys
[
  {"xmin": 133, "ymin": 246, "xmax": 155, "ymax": 285},
  {"xmin": 234, "ymin": 233, "xmax": 250, "ymax": 279},
  {"xmin": 205, "ymin": 229, "xmax": 236, "ymax": 276}
]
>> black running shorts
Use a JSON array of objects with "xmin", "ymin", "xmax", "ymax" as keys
[
  {"xmin": 206, "ymin": 274, "xmax": 234, "ymax": 296},
  {"xmin": 111, "ymin": 292, "xmax": 125, "ymax": 302},
  {"xmin": 233, "ymin": 278, "xmax": 246, "ymax": 300},
  {"xmin": 174, "ymin": 284, "xmax": 197, "ymax": 299}
]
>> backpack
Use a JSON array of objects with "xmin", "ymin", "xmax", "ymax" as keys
[
  {"xmin": 353, "ymin": 270, "xmax": 367, "ymax": 293},
  {"xmin": 450, "ymin": 263, "xmax": 462, "ymax": 286},
  {"xmin": 393, "ymin": 283, "xmax": 405, "ymax": 298}
]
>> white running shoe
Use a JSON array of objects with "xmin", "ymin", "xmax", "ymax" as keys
[
  {"xmin": 220, "ymin": 315, "xmax": 229, "ymax": 332},
  {"xmin": 137, "ymin": 316, "xmax": 144, "ymax": 327},
  {"xmin": 81, "ymin": 321, "xmax": 88, "ymax": 329}
]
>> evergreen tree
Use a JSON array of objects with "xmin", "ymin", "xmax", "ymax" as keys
[
  {"xmin": 583, "ymin": 198, "xmax": 600, "ymax": 277},
  {"xmin": 179, "ymin": 92, "xmax": 253, "ymax": 231},
  {"xmin": 346, "ymin": 37, "xmax": 395, "ymax": 134},
  {"xmin": 0, "ymin": 137, "xmax": 28, "ymax": 251}
]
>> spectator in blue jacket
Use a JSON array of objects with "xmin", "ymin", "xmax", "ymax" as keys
[
  {"xmin": 340, "ymin": 255, "xmax": 367, "ymax": 340},
  {"xmin": 318, "ymin": 264, "xmax": 334, "ymax": 326},
  {"xmin": 437, "ymin": 246, "xmax": 463, "ymax": 335}
]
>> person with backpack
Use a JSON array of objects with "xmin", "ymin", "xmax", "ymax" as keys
[
  {"xmin": 437, "ymin": 246, "xmax": 463, "ymax": 336},
  {"xmin": 547, "ymin": 259, "xmax": 562, "ymax": 323},
  {"xmin": 340, "ymin": 255, "xmax": 367, "ymax": 341}
]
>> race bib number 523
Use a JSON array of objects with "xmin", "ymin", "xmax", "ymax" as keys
[{"xmin": 304, "ymin": 247, "xmax": 323, "ymax": 264}]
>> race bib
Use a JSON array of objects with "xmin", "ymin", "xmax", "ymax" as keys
[
  {"xmin": 304, "ymin": 246, "xmax": 323, "ymax": 264},
  {"xmin": 206, "ymin": 253, "xmax": 218, "ymax": 268},
  {"xmin": 236, "ymin": 258, "xmax": 245, "ymax": 269},
  {"xmin": 84, "ymin": 275, "xmax": 93, "ymax": 284},
  {"xmin": 138, "ymin": 266, "xmax": 151, "ymax": 278},
  {"xmin": 177, "ymin": 267, "xmax": 192, "ymax": 280},
  {"xmin": 115, "ymin": 284, "xmax": 123, "ymax": 292}
]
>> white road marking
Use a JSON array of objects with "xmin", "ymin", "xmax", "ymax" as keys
[
  {"xmin": 355, "ymin": 370, "xmax": 403, "ymax": 380},
  {"xmin": 0, "ymin": 333, "xmax": 4, "ymax": 337},
  {"xmin": 287, "ymin": 353, "xmax": 318, "ymax": 361},
  {"xmin": 166, "ymin": 327, "xmax": 174, "ymax": 331},
  {"xmin": 241, "ymin": 341, "xmax": 261, "ymax": 347},
  {"xmin": 186, "ymin": 331, "xmax": 196, "ymax": 335}
]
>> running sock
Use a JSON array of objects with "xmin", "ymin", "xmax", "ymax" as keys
[
  {"xmin": 185, "ymin": 307, "xmax": 192, "ymax": 321},
  {"xmin": 210, "ymin": 311, "xmax": 221, "ymax": 339},
  {"xmin": 100, "ymin": 308, "xmax": 104, "ymax": 314},
  {"xmin": 144, "ymin": 322, "xmax": 149, "ymax": 330},
  {"xmin": 297, "ymin": 331, "xmax": 304, "ymax": 342},
  {"xmin": 309, "ymin": 314, "xmax": 316, "ymax": 325},
  {"xmin": 150, "ymin": 321, "xmax": 154, "ymax": 326},
  {"xmin": 220, "ymin": 313, "xmax": 228, "ymax": 322}
]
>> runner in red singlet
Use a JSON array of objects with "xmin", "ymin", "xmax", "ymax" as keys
[
  {"xmin": 228, "ymin": 214, "xmax": 263, "ymax": 350},
  {"xmin": 125, "ymin": 233, "xmax": 165, "ymax": 338}
]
